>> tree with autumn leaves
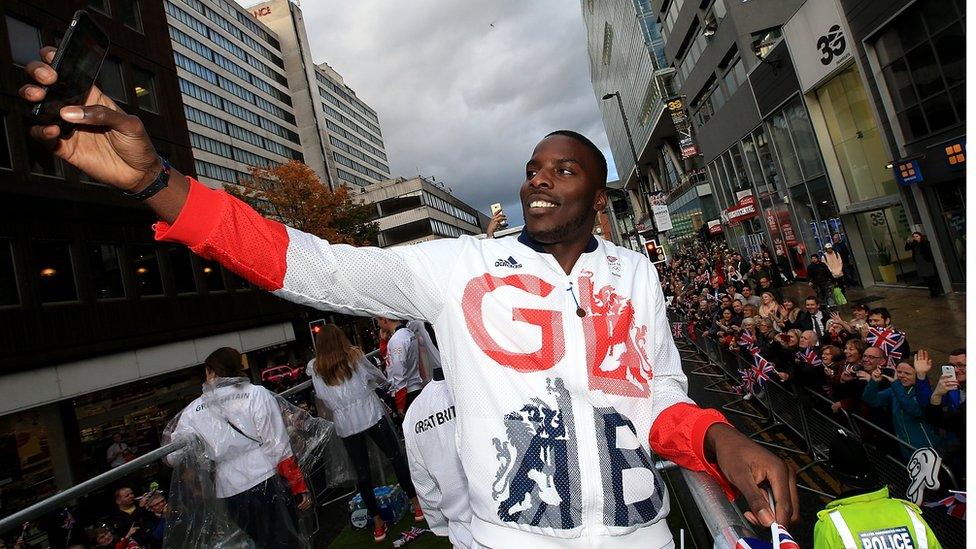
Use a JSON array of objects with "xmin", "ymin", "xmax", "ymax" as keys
[{"xmin": 225, "ymin": 161, "xmax": 378, "ymax": 245}]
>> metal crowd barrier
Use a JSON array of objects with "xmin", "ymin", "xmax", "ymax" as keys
[{"xmin": 670, "ymin": 311, "xmax": 966, "ymax": 546}]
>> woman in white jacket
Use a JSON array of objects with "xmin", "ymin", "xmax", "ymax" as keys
[{"xmin": 308, "ymin": 325, "xmax": 422, "ymax": 543}]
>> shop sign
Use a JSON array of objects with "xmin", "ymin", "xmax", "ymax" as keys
[
  {"xmin": 944, "ymin": 140, "xmax": 966, "ymax": 171},
  {"xmin": 652, "ymin": 205, "xmax": 673, "ymax": 232},
  {"xmin": 666, "ymin": 97, "xmax": 687, "ymax": 126},
  {"xmin": 679, "ymin": 137, "xmax": 699, "ymax": 158},
  {"xmin": 783, "ymin": 0, "xmax": 853, "ymax": 93},
  {"xmin": 725, "ymin": 195, "xmax": 759, "ymax": 224},
  {"xmin": 894, "ymin": 159, "xmax": 923, "ymax": 186},
  {"xmin": 707, "ymin": 220, "xmax": 723, "ymax": 235}
]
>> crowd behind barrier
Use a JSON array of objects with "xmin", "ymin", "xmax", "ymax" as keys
[{"xmin": 661, "ymin": 240, "xmax": 965, "ymax": 547}]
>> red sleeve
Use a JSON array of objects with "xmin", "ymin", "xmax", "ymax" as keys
[
  {"xmin": 649, "ymin": 402, "xmax": 737, "ymax": 500},
  {"xmin": 153, "ymin": 177, "xmax": 289, "ymax": 291},
  {"xmin": 276, "ymin": 455, "xmax": 308, "ymax": 495},
  {"xmin": 395, "ymin": 388, "xmax": 408, "ymax": 413}
]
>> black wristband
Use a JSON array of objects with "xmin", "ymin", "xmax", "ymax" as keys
[{"xmin": 121, "ymin": 158, "xmax": 171, "ymax": 201}]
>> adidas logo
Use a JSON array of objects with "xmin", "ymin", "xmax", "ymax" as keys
[{"xmin": 494, "ymin": 256, "xmax": 523, "ymax": 269}]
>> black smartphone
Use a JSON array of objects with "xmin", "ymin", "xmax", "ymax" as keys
[
  {"xmin": 31, "ymin": 10, "xmax": 109, "ymax": 135},
  {"xmin": 882, "ymin": 367, "xmax": 896, "ymax": 377}
]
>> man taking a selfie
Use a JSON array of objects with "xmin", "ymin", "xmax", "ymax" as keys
[{"xmin": 20, "ymin": 47, "xmax": 797, "ymax": 547}]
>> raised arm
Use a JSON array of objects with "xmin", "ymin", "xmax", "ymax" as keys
[{"xmin": 20, "ymin": 47, "xmax": 456, "ymax": 322}]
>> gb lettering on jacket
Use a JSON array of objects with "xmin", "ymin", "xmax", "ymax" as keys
[{"xmin": 462, "ymin": 268, "xmax": 652, "ymax": 398}]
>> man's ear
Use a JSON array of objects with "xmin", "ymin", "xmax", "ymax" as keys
[{"xmin": 593, "ymin": 188, "xmax": 608, "ymax": 212}]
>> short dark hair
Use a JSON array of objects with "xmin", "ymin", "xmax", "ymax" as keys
[
  {"xmin": 545, "ymin": 130, "xmax": 608, "ymax": 187},
  {"xmin": 868, "ymin": 307, "xmax": 891, "ymax": 321},
  {"xmin": 205, "ymin": 347, "xmax": 244, "ymax": 378},
  {"xmin": 851, "ymin": 303, "xmax": 869, "ymax": 312},
  {"xmin": 805, "ymin": 295, "xmax": 819, "ymax": 304},
  {"xmin": 949, "ymin": 348, "xmax": 966, "ymax": 357}
]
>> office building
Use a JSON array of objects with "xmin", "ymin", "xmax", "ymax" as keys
[
  {"xmin": 249, "ymin": 0, "xmax": 392, "ymax": 189},
  {"xmin": 0, "ymin": 0, "xmax": 304, "ymax": 517},
  {"xmin": 164, "ymin": 0, "xmax": 311, "ymax": 189},
  {"xmin": 361, "ymin": 177, "xmax": 488, "ymax": 248}
]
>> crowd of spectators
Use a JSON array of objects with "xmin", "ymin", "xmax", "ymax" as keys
[{"xmin": 661, "ymin": 240, "xmax": 965, "ymax": 487}]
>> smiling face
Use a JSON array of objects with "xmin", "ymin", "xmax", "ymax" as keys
[
  {"xmin": 896, "ymin": 363, "xmax": 916, "ymax": 386},
  {"xmin": 520, "ymin": 134, "xmax": 606, "ymax": 245}
]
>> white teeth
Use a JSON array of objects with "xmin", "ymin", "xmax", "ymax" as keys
[{"xmin": 530, "ymin": 200, "xmax": 557, "ymax": 208}]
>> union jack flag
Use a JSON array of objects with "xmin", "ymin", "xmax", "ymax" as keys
[
  {"xmin": 753, "ymin": 354, "xmax": 776, "ymax": 385},
  {"xmin": 738, "ymin": 330, "xmax": 759, "ymax": 355},
  {"xmin": 673, "ymin": 322, "xmax": 684, "ymax": 338},
  {"xmin": 867, "ymin": 327, "xmax": 905, "ymax": 366},
  {"xmin": 772, "ymin": 522, "xmax": 800, "ymax": 549},
  {"xmin": 795, "ymin": 347, "xmax": 822, "ymax": 367},
  {"xmin": 924, "ymin": 491, "xmax": 966, "ymax": 519},
  {"xmin": 735, "ymin": 538, "xmax": 772, "ymax": 549},
  {"xmin": 737, "ymin": 368, "xmax": 757, "ymax": 394},
  {"xmin": 392, "ymin": 527, "xmax": 430, "ymax": 547}
]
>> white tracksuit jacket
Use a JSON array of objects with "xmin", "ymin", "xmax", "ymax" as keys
[
  {"xmin": 166, "ymin": 380, "xmax": 307, "ymax": 498},
  {"xmin": 155, "ymin": 179, "xmax": 732, "ymax": 548},
  {"xmin": 404, "ymin": 379, "xmax": 472, "ymax": 548}
]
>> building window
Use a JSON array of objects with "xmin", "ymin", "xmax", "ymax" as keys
[
  {"xmin": 0, "ymin": 116, "xmax": 11, "ymax": 170},
  {"xmin": 165, "ymin": 247, "xmax": 197, "ymax": 294},
  {"xmin": 133, "ymin": 68, "xmax": 157, "ymax": 112},
  {"xmin": 662, "ymin": 0, "xmax": 685, "ymax": 39},
  {"xmin": 0, "ymin": 239, "xmax": 19, "ymax": 306},
  {"xmin": 874, "ymin": 0, "xmax": 964, "ymax": 143},
  {"xmin": 751, "ymin": 27, "xmax": 782, "ymax": 59},
  {"xmin": 120, "ymin": 0, "xmax": 143, "ymax": 32},
  {"xmin": 31, "ymin": 241, "xmax": 77, "ymax": 303},
  {"xmin": 98, "ymin": 57, "xmax": 126, "ymax": 102},
  {"xmin": 602, "ymin": 22, "xmax": 614, "ymax": 65},
  {"xmin": 722, "ymin": 57, "xmax": 747, "ymax": 97},
  {"xmin": 88, "ymin": 0, "xmax": 110, "ymax": 15},
  {"xmin": 88, "ymin": 243, "xmax": 125, "ymax": 299},
  {"xmin": 200, "ymin": 259, "xmax": 225, "ymax": 292},
  {"xmin": 6, "ymin": 16, "xmax": 40, "ymax": 67},
  {"xmin": 131, "ymin": 244, "xmax": 163, "ymax": 296}
]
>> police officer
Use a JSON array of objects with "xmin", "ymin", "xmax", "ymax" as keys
[{"xmin": 814, "ymin": 433, "xmax": 941, "ymax": 548}]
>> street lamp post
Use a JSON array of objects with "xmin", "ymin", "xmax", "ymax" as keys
[{"xmin": 602, "ymin": 91, "xmax": 653, "ymax": 222}]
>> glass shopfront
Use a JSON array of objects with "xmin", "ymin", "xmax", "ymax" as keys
[
  {"xmin": 73, "ymin": 369, "xmax": 202, "ymax": 481},
  {"xmin": 0, "ymin": 409, "xmax": 58, "ymax": 516},
  {"xmin": 853, "ymin": 205, "xmax": 915, "ymax": 285},
  {"xmin": 707, "ymin": 96, "xmax": 848, "ymax": 277},
  {"xmin": 815, "ymin": 65, "xmax": 915, "ymax": 286}
]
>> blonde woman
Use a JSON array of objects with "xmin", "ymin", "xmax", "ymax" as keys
[
  {"xmin": 308, "ymin": 324, "xmax": 423, "ymax": 543},
  {"xmin": 757, "ymin": 292, "xmax": 782, "ymax": 320}
]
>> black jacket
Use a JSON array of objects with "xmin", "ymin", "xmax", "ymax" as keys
[{"xmin": 807, "ymin": 261, "xmax": 833, "ymax": 288}]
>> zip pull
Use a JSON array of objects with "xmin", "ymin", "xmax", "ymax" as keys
[{"xmin": 567, "ymin": 282, "xmax": 586, "ymax": 318}]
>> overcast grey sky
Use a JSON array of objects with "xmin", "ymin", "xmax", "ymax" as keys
[{"xmin": 296, "ymin": 0, "xmax": 617, "ymax": 225}]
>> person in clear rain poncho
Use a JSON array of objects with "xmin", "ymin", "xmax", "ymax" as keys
[{"xmin": 161, "ymin": 347, "xmax": 349, "ymax": 548}]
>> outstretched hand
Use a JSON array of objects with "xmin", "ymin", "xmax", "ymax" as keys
[
  {"xmin": 20, "ymin": 47, "xmax": 162, "ymax": 191},
  {"xmin": 914, "ymin": 349, "xmax": 933, "ymax": 379},
  {"xmin": 705, "ymin": 423, "xmax": 799, "ymax": 528}
]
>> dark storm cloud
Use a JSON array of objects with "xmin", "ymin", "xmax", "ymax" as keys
[{"xmin": 298, "ymin": 0, "xmax": 616, "ymax": 225}]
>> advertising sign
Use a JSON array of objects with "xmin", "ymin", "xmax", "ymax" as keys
[
  {"xmin": 707, "ymin": 220, "xmax": 723, "ymax": 235},
  {"xmin": 725, "ymin": 195, "xmax": 759, "ymax": 225},
  {"xmin": 652, "ymin": 205, "xmax": 673, "ymax": 232},
  {"xmin": 783, "ymin": 0, "xmax": 853, "ymax": 93},
  {"xmin": 894, "ymin": 159, "xmax": 923, "ymax": 186}
]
